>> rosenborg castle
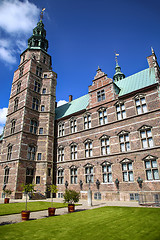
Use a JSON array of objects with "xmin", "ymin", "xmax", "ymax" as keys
[{"xmin": 0, "ymin": 19, "xmax": 160, "ymax": 202}]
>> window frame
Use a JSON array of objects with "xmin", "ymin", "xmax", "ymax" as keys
[
  {"xmin": 116, "ymin": 102, "xmax": 126, "ymax": 120},
  {"xmin": 100, "ymin": 135, "xmax": 110, "ymax": 155},
  {"xmin": 57, "ymin": 168, "xmax": 64, "ymax": 184},
  {"xmin": 34, "ymin": 80, "xmax": 41, "ymax": 93},
  {"xmin": 85, "ymin": 164, "xmax": 94, "ymax": 183},
  {"xmin": 58, "ymin": 122, "xmax": 65, "ymax": 137},
  {"xmin": 101, "ymin": 161, "xmax": 112, "ymax": 183},
  {"xmin": 4, "ymin": 167, "xmax": 10, "ymax": 184},
  {"xmin": 32, "ymin": 97, "xmax": 39, "ymax": 111},
  {"xmin": 27, "ymin": 145, "xmax": 36, "ymax": 160},
  {"xmin": 121, "ymin": 159, "xmax": 134, "ymax": 182},
  {"xmin": 70, "ymin": 166, "xmax": 78, "ymax": 184},
  {"xmin": 84, "ymin": 139, "xmax": 93, "ymax": 158},
  {"xmin": 11, "ymin": 119, "xmax": 16, "ymax": 134},
  {"xmin": 139, "ymin": 126, "xmax": 154, "ymax": 149},
  {"xmin": 97, "ymin": 89, "xmax": 105, "ymax": 102},
  {"xmin": 17, "ymin": 81, "xmax": 21, "ymax": 94},
  {"xmin": 70, "ymin": 143, "xmax": 78, "ymax": 160},
  {"xmin": 70, "ymin": 118, "xmax": 77, "ymax": 133},
  {"xmin": 84, "ymin": 113, "xmax": 91, "ymax": 130},
  {"xmin": 14, "ymin": 98, "xmax": 19, "ymax": 112},
  {"xmin": 98, "ymin": 108, "xmax": 107, "ymax": 125},
  {"xmin": 143, "ymin": 155, "xmax": 159, "ymax": 181},
  {"xmin": 134, "ymin": 94, "xmax": 147, "ymax": 115},
  {"xmin": 7, "ymin": 144, "xmax": 12, "ymax": 160},
  {"xmin": 58, "ymin": 146, "xmax": 64, "ymax": 162},
  {"xmin": 30, "ymin": 119, "xmax": 38, "ymax": 134},
  {"xmin": 118, "ymin": 131, "xmax": 130, "ymax": 152}
]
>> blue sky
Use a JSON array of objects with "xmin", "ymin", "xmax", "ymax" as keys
[{"xmin": 0, "ymin": 0, "xmax": 160, "ymax": 133}]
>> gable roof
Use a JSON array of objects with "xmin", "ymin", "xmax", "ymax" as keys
[
  {"xmin": 55, "ymin": 94, "xmax": 89, "ymax": 120},
  {"xmin": 115, "ymin": 68, "xmax": 157, "ymax": 96},
  {"xmin": 55, "ymin": 67, "xmax": 157, "ymax": 120}
]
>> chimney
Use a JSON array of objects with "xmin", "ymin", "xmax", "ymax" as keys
[{"xmin": 69, "ymin": 95, "xmax": 73, "ymax": 102}]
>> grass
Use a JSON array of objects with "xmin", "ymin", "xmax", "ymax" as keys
[
  {"xmin": 0, "ymin": 206, "xmax": 160, "ymax": 240},
  {"xmin": 0, "ymin": 201, "xmax": 68, "ymax": 216}
]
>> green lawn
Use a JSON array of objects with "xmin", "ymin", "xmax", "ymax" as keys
[
  {"xmin": 0, "ymin": 206, "xmax": 160, "ymax": 240},
  {"xmin": 0, "ymin": 201, "xmax": 68, "ymax": 215}
]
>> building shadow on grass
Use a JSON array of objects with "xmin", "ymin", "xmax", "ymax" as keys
[{"xmin": 0, "ymin": 221, "xmax": 16, "ymax": 226}]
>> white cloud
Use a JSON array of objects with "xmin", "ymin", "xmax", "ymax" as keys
[
  {"xmin": 0, "ymin": 126, "xmax": 4, "ymax": 135},
  {"xmin": 0, "ymin": 108, "xmax": 7, "ymax": 134},
  {"xmin": 0, "ymin": 46, "xmax": 17, "ymax": 64},
  {"xmin": 0, "ymin": 108, "xmax": 8, "ymax": 125},
  {"xmin": 57, "ymin": 100, "xmax": 68, "ymax": 107},
  {"xmin": 0, "ymin": 0, "xmax": 40, "ymax": 64},
  {"xmin": 0, "ymin": 0, "xmax": 39, "ymax": 34}
]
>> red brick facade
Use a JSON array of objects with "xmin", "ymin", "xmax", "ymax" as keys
[{"xmin": 0, "ymin": 22, "xmax": 160, "ymax": 203}]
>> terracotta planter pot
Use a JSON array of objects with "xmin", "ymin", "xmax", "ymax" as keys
[
  {"xmin": 68, "ymin": 204, "xmax": 75, "ymax": 213},
  {"xmin": 48, "ymin": 208, "xmax": 56, "ymax": 216},
  {"xmin": 4, "ymin": 198, "xmax": 10, "ymax": 204},
  {"xmin": 21, "ymin": 211, "xmax": 30, "ymax": 221}
]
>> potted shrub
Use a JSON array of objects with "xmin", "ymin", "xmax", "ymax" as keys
[
  {"xmin": 47, "ymin": 184, "xmax": 58, "ymax": 216},
  {"xmin": 63, "ymin": 189, "xmax": 80, "ymax": 213},
  {"xmin": 3, "ymin": 189, "xmax": 12, "ymax": 204},
  {"xmin": 21, "ymin": 183, "xmax": 35, "ymax": 221}
]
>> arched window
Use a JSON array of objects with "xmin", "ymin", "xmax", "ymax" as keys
[
  {"xmin": 143, "ymin": 155, "xmax": 159, "ymax": 180},
  {"xmin": 58, "ymin": 146, "xmax": 64, "ymax": 162},
  {"xmin": 101, "ymin": 161, "xmax": 112, "ymax": 183},
  {"xmin": 98, "ymin": 108, "xmax": 107, "ymax": 125},
  {"xmin": 84, "ymin": 139, "xmax": 93, "ymax": 158},
  {"xmin": 11, "ymin": 119, "xmax": 16, "ymax": 134},
  {"xmin": 135, "ymin": 94, "xmax": 147, "ymax": 114},
  {"xmin": 7, "ymin": 144, "xmax": 12, "ymax": 160},
  {"xmin": 115, "ymin": 101, "xmax": 126, "ymax": 120},
  {"xmin": 118, "ymin": 130, "xmax": 130, "ymax": 152},
  {"xmin": 139, "ymin": 125, "xmax": 154, "ymax": 149},
  {"xmin": 14, "ymin": 98, "xmax": 19, "ymax": 111},
  {"xmin": 57, "ymin": 167, "xmax": 64, "ymax": 184},
  {"xmin": 84, "ymin": 113, "xmax": 91, "ymax": 129},
  {"xmin": 70, "ymin": 166, "xmax": 78, "ymax": 184},
  {"xmin": 70, "ymin": 117, "xmax": 77, "ymax": 133},
  {"xmin": 120, "ymin": 159, "xmax": 134, "ymax": 182},
  {"xmin": 17, "ymin": 81, "xmax": 21, "ymax": 94},
  {"xmin": 4, "ymin": 167, "xmax": 10, "ymax": 184},
  {"xmin": 58, "ymin": 122, "xmax": 65, "ymax": 137},
  {"xmin": 84, "ymin": 163, "xmax": 94, "ymax": 183},
  {"xmin": 70, "ymin": 143, "xmax": 77, "ymax": 160},
  {"xmin": 100, "ymin": 135, "xmax": 110, "ymax": 155}
]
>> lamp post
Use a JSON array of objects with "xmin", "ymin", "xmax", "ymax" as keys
[{"xmin": 87, "ymin": 174, "xmax": 92, "ymax": 206}]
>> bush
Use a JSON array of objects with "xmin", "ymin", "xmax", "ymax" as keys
[
  {"xmin": 63, "ymin": 189, "xmax": 80, "ymax": 204},
  {"xmin": 3, "ymin": 189, "xmax": 12, "ymax": 197}
]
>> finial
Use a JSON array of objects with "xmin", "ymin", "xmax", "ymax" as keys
[
  {"xmin": 151, "ymin": 46, "xmax": 155, "ymax": 55},
  {"xmin": 97, "ymin": 66, "xmax": 101, "ymax": 72},
  {"xmin": 40, "ymin": 8, "xmax": 46, "ymax": 20},
  {"xmin": 114, "ymin": 51, "xmax": 119, "ymax": 66}
]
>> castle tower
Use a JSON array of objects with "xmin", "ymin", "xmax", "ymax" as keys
[{"xmin": 0, "ymin": 18, "xmax": 57, "ymax": 199}]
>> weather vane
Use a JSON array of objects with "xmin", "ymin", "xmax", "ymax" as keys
[
  {"xmin": 40, "ymin": 8, "xmax": 46, "ymax": 20},
  {"xmin": 114, "ymin": 51, "xmax": 119, "ymax": 65}
]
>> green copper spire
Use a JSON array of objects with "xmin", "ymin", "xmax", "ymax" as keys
[
  {"xmin": 28, "ymin": 18, "xmax": 48, "ymax": 52},
  {"xmin": 113, "ymin": 53, "xmax": 125, "ymax": 82}
]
